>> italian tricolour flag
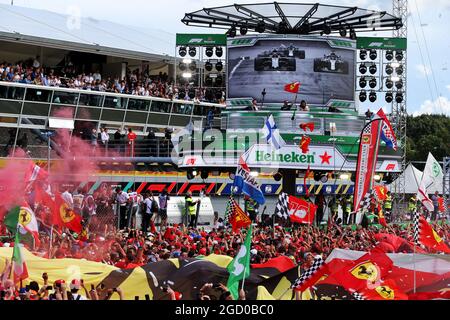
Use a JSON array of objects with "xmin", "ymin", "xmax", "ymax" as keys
[{"xmin": 12, "ymin": 231, "xmax": 29, "ymax": 283}]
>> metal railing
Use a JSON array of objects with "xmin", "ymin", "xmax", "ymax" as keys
[
  {"xmin": 0, "ymin": 81, "xmax": 224, "ymax": 131},
  {"xmin": 221, "ymin": 110, "xmax": 366, "ymax": 136}
]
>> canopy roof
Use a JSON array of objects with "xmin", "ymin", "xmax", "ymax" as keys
[
  {"xmin": 0, "ymin": 3, "xmax": 175, "ymax": 61},
  {"xmin": 182, "ymin": 2, "xmax": 402, "ymax": 35}
]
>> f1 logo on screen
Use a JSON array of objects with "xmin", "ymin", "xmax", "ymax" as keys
[{"xmin": 385, "ymin": 164, "xmax": 396, "ymax": 171}]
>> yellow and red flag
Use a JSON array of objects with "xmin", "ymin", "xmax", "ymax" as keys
[
  {"xmin": 53, "ymin": 193, "xmax": 82, "ymax": 234},
  {"xmin": 418, "ymin": 216, "xmax": 450, "ymax": 254},
  {"xmin": 284, "ymin": 82, "xmax": 301, "ymax": 94},
  {"xmin": 229, "ymin": 199, "xmax": 251, "ymax": 233},
  {"xmin": 374, "ymin": 186, "xmax": 388, "ymax": 201}
]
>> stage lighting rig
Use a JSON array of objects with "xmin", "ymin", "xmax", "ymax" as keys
[
  {"xmin": 359, "ymin": 50, "xmax": 367, "ymax": 60},
  {"xmin": 359, "ymin": 64, "xmax": 368, "ymax": 74},
  {"xmin": 179, "ymin": 46, "xmax": 187, "ymax": 57},
  {"xmin": 188, "ymin": 47, "xmax": 197, "ymax": 57},
  {"xmin": 385, "ymin": 92, "xmax": 393, "ymax": 103},
  {"xmin": 369, "ymin": 91, "xmax": 377, "ymax": 103},
  {"xmin": 359, "ymin": 90, "xmax": 367, "ymax": 102},
  {"xmin": 215, "ymin": 47, "xmax": 223, "ymax": 57},
  {"xmin": 205, "ymin": 47, "xmax": 214, "ymax": 57}
]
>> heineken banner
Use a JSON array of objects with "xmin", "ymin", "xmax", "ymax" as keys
[
  {"xmin": 179, "ymin": 148, "xmax": 401, "ymax": 172},
  {"xmin": 357, "ymin": 37, "xmax": 407, "ymax": 50},
  {"xmin": 244, "ymin": 144, "xmax": 347, "ymax": 170},
  {"xmin": 353, "ymin": 120, "xmax": 382, "ymax": 213},
  {"xmin": 176, "ymin": 33, "xmax": 227, "ymax": 46}
]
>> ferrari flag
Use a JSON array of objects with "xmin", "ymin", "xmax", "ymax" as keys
[
  {"xmin": 353, "ymin": 119, "xmax": 382, "ymax": 213},
  {"xmin": 284, "ymin": 82, "xmax": 301, "ymax": 94}
]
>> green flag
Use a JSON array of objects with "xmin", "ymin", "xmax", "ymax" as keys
[
  {"xmin": 226, "ymin": 225, "xmax": 252, "ymax": 300},
  {"xmin": 4, "ymin": 206, "xmax": 20, "ymax": 234}
]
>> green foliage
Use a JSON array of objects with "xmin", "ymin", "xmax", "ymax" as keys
[{"xmin": 406, "ymin": 115, "xmax": 450, "ymax": 166}]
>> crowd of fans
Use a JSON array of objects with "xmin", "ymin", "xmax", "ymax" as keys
[
  {"xmin": 1, "ymin": 183, "xmax": 449, "ymax": 300},
  {"xmin": 0, "ymin": 58, "xmax": 225, "ymax": 103}
]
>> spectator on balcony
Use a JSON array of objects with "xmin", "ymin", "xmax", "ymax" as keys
[
  {"xmin": 146, "ymin": 129, "xmax": 157, "ymax": 157},
  {"xmin": 299, "ymin": 100, "xmax": 310, "ymax": 112},
  {"xmin": 281, "ymin": 100, "xmax": 292, "ymax": 111},
  {"xmin": 205, "ymin": 107, "xmax": 215, "ymax": 131},
  {"xmin": 33, "ymin": 56, "xmax": 41, "ymax": 69},
  {"xmin": 100, "ymin": 128, "xmax": 110, "ymax": 148},
  {"xmin": 93, "ymin": 70, "xmax": 102, "ymax": 82},
  {"xmin": 113, "ymin": 129, "xmax": 123, "ymax": 155},
  {"xmin": 127, "ymin": 128, "xmax": 137, "ymax": 157}
]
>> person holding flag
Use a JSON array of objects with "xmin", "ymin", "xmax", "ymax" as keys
[{"xmin": 226, "ymin": 225, "xmax": 252, "ymax": 300}]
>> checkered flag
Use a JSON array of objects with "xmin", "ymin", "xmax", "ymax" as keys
[
  {"xmin": 275, "ymin": 192, "xmax": 289, "ymax": 219},
  {"xmin": 413, "ymin": 210, "xmax": 420, "ymax": 246},
  {"xmin": 291, "ymin": 256, "xmax": 324, "ymax": 290},
  {"xmin": 352, "ymin": 292, "xmax": 365, "ymax": 300},
  {"xmin": 359, "ymin": 189, "xmax": 375, "ymax": 211},
  {"xmin": 224, "ymin": 195, "xmax": 235, "ymax": 224}
]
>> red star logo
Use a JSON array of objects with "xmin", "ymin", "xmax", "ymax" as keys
[{"xmin": 319, "ymin": 151, "xmax": 332, "ymax": 164}]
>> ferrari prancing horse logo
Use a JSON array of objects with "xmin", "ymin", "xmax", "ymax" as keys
[
  {"xmin": 19, "ymin": 208, "xmax": 32, "ymax": 226},
  {"xmin": 350, "ymin": 261, "xmax": 380, "ymax": 283},
  {"xmin": 375, "ymin": 285, "xmax": 395, "ymax": 300},
  {"xmin": 59, "ymin": 203, "xmax": 76, "ymax": 223}
]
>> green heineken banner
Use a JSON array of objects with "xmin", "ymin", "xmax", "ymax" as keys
[
  {"xmin": 357, "ymin": 37, "xmax": 407, "ymax": 50},
  {"xmin": 176, "ymin": 33, "xmax": 227, "ymax": 46}
]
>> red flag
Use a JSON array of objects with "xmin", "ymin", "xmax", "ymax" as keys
[
  {"xmin": 284, "ymin": 82, "xmax": 301, "ymax": 93},
  {"xmin": 299, "ymin": 135, "xmax": 311, "ymax": 154},
  {"xmin": 353, "ymin": 120, "xmax": 382, "ymax": 213},
  {"xmin": 328, "ymin": 248, "xmax": 394, "ymax": 293},
  {"xmin": 438, "ymin": 197, "xmax": 445, "ymax": 213},
  {"xmin": 229, "ymin": 199, "xmax": 251, "ymax": 232},
  {"xmin": 34, "ymin": 184, "xmax": 54, "ymax": 207},
  {"xmin": 377, "ymin": 204, "xmax": 388, "ymax": 228},
  {"xmin": 24, "ymin": 161, "xmax": 49, "ymax": 185},
  {"xmin": 288, "ymin": 195, "xmax": 317, "ymax": 224},
  {"xmin": 251, "ymin": 256, "xmax": 296, "ymax": 274},
  {"xmin": 53, "ymin": 193, "xmax": 82, "ymax": 233},
  {"xmin": 299, "ymin": 122, "xmax": 315, "ymax": 132},
  {"xmin": 304, "ymin": 166, "xmax": 311, "ymax": 197},
  {"xmin": 374, "ymin": 186, "xmax": 388, "ymax": 201},
  {"xmin": 418, "ymin": 216, "xmax": 450, "ymax": 253}
]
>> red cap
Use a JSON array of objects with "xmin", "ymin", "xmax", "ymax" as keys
[{"xmin": 199, "ymin": 248, "xmax": 207, "ymax": 255}]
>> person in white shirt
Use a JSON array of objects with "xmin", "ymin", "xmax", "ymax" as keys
[
  {"xmin": 93, "ymin": 71, "xmax": 101, "ymax": 82},
  {"xmin": 100, "ymin": 128, "xmax": 110, "ymax": 148},
  {"xmin": 69, "ymin": 279, "xmax": 89, "ymax": 300},
  {"xmin": 62, "ymin": 187, "xmax": 74, "ymax": 209},
  {"xmin": 115, "ymin": 187, "xmax": 130, "ymax": 229},
  {"xmin": 33, "ymin": 56, "xmax": 41, "ymax": 69},
  {"xmin": 127, "ymin": 190, "xmax": 139, "ymax": 228}
]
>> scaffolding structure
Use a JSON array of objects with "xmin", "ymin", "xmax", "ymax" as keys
[{"xmin": 392, "ymin": 0, "xmax": 408, "ymax": 219}]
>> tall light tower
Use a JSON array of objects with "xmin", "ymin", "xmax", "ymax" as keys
[{"xmin": 392, "ymin": 0, "xmax": 408, "ymax": 219}]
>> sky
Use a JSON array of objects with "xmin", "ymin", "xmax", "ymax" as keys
[{"xmin": 1, "ymin": 0, "xmax": 449, "ymax": 116}]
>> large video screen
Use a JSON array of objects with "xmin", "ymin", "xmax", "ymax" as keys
[{"xmin": 227, "ymin": 36, "xmax": 356, "ymax": 105}]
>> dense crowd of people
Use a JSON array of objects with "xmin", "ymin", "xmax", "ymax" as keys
[
  {"xmin": 0, "ymin": 182, "xmax": 449, "ymax": 300},
  {"xmin": 0, "ymin": 58, "xmax": 225, "ymax": 103}
]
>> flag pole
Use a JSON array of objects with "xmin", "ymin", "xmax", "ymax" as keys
[
  {"xmin": 49, "ymin": 224, "xmax": 53, "ymax": 259},
  {"xmin": 241, "ymin": 265, "xmax": 246, "ymax": 291}
]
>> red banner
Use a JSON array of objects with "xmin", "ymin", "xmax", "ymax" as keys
[
  {"xmin": 288, "ymin": 195, "xmax": 317, "ymax": 224},
  {"xmin": 353, "ymin": 120, "xmax": 382, "ymax": 213}
]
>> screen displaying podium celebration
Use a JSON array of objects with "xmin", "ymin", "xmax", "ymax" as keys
[{"xmin": 227, "ymin": 36, "xmax": 356, "ymax": 105}]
